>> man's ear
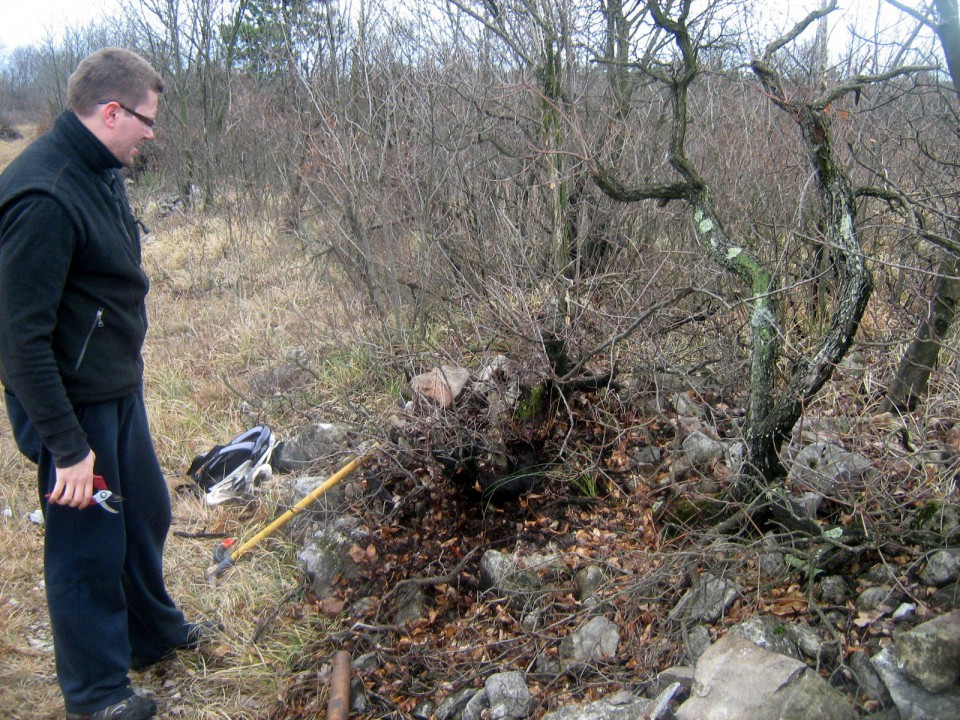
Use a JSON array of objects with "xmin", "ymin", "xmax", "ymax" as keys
[{"xmin": 98, "ymin": 101, "xmax": 121, "ymax": 129}]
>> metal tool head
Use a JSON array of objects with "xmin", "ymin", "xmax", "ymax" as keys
[{"xmin": 92, "ymin": 489, "xmax": 119, "ymax": 513}]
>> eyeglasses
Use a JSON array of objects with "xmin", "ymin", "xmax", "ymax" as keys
[{"xmin": 98, "ymin": 100, "xmax": 156, "ymax": 129}]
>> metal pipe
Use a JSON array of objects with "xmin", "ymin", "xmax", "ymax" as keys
[{"xmin": 326, "ymin": 650, "xmax": 351, "ymax": 720}]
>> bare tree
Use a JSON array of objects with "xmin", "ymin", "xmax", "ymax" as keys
[
  {"xmin": 877, "ymin": 0, "xmax": 960, "ymax": 412},
  {"xmin": 591, "ymin": 0, "xmax": 928, "ymax": 501},
  {"xmin": 123, "ymin": 0, "xmax": 251, "ymax": 202}
]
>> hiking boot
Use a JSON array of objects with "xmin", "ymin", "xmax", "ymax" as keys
[
  {"xmin": 66, "ymin": 692, "xmax": 157, "ymax": 719},
  {"xmin": 130, "ymin": 620, "xmax": 224, "ymax": 671},
  {"xmin": 181, "ymin": 619, "xmax": 225, "ymax": 650}
]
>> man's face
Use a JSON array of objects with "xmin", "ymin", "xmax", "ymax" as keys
[{"xmin": 105, "ymin": 91, "xmax": 158, "ymax": 166}]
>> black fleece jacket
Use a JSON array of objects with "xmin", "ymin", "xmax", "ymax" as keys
[{"xmin": 0, "ymin": 111, "xmax": 150, "ymax": 466}]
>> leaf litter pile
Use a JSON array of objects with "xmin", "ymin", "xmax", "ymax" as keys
[
  {"xmin": 229, "ymin": 385, "xmax": 948, "ymax": 719},
  {"xmin": 268, "ymin": 460, "xmax": 670, "ymax": 716}
]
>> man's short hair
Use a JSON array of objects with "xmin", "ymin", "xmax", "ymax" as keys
[{"xmin": 67, "ymin": 47, "xmax": 164, "ymax": 117}]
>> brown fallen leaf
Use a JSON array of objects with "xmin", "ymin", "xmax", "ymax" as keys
[{"xmin": 319, "ymin": 597, "xmax": 346, "ymax": 616}]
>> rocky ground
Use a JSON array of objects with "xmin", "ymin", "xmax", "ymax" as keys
[{"xmin": 224, "ymin": 359, "xmax": 960, "ymax": 720}]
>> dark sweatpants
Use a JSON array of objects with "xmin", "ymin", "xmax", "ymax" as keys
[{"xmin": 8, "ymin": 391, "xmax": 191, "ymax": 715}]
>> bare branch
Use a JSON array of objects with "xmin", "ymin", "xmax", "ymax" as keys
[
  {"xmin": 560, "ymin": 287, "xmax": 697, "ymax": 382},
  {"xmin": 884, "ymin": 0, "xmax": 939, "ymax": 31},
  {"xmin": 445, "ymin": 0, "xmax": 538, "ymax": 69},
  {"xmin": 759, "ymin": 0, "xmax": 838, "ymax": 62},
  {"xmin": 589, "ymin": 163, "xmax": 690, "ymax": 203},
  {"xmin": 816, "ymin": 64, "xmax": 939, "ymax": 107},
  {"xmin": 855, "ymin": 186, "xmax": 960, "ymax": 255}
]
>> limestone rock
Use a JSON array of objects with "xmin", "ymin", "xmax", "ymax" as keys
[
  {"xmin": 682, "ymin": 430, "xmax": 725, "ymax": 466},
  {"xmin": 728, "ymin": 614, "xmax": 801, "ymax": 660},
  {"xmin": 675, "ymin": 634, "xmax": 855, "ymax": 720},
  {"xmin": 788, "ymin": 442, "xmax": 872, "ymax": 496},
  {"xmin": 297, "ymin": 527, "xmax": 354, "ymax": 598},
  {"xmin": 541, "ymin": 691, "xmax": 649, "ymax": 720},
  {"xmin": 479, "ymin": 550, "xmax": 541, "ymax": 608},
  {"xmin": 559, "ymin": 616, "xmax": 620, "ymax": 672},
  {"xmin": 892, "ymin": 610, "xmax": 960, "ymax": 694},
  {"xmin": 435, "ymin": 688, "xmax": 478, "ymax": 720},
  {"xmin": 871, "ymin": 645, "xmax": 960, "ymax": 720},
  {"xmin": 485, "ymin": 671, "xmax": 532, "ymax": 719},
  {"xmin": 274, "ymin": 422, "xmax": 352, "ymax": 473},
  {"xmin": 409, "ymin": 365, "xmax": 471, "ymax": 408},
  {"xmin": 920, "ymin": 549, "xmax": 960, "ymax": 587},
  {"xmin": 573, "ymin": 566, "xmax": 606, "ymax": 602},
  {"xmin": 669, "ymin": 573, "xmax": 740, "ymax": 623}
]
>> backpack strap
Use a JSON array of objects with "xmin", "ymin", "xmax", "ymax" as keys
[
  {"xmin": 187, "ymin": 444, "xmax": 224, "ymax": 478},
  {"xmin": 188, "ymin": 426, "xmax": 276, "ymax": 500}
]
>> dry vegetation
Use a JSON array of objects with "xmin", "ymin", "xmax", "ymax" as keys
[
  {"xmin": 1, "ymin": 91, "xmax": 959, "ymax": 718},
  {"xmin": 2, "ymin": 195, "xmax": 957, "ymax": 718},
  {"xmin": 0, "ymin": 128, "xmax": 33, "ymax": 172}
]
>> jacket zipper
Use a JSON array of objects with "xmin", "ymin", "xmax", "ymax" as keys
[{"xmin": 74, "ymin": 308, "xmax": 104, "ymax": 372}]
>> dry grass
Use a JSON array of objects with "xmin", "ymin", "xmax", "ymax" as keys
[
  {"xmin": 0, "ymin": 128, "xmax": 36, "ymax": 170},
  {"xmin": 0, "ymin": 170, "xmax": 359, "ymax": 717}
]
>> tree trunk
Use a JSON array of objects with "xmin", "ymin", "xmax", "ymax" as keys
[
  {"xmin": 882, "ymin": 0, "xmax": 960, "ymax": 412},
  {"xmin": 734, "ymin": 37, "xmax": 874, "ymax": 498},
  {"xmin": 882, "ymin": 254, "xmax": 960, "ymax": 412},
  {"xmin": 591, "ymin": 1, "xmax": 873, "ymax": 501},
  {"xmin": 936, "ymin": 0, "xmax": 960, "ymax": 94}
]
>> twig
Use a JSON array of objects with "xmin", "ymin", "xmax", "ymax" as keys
[
  {"xmin": 220, "ymin": 371, "xmax": 263, "ymax": 409},
  {"xmin": 883, "ymin": 0, "xmax": 938, "ymax": 31},
  {"xmin": 389, "ymin": 546, "xmax": 484, "ymax": 594},
  {"xmin": 251, "ymin": 585, "xmax": 304, "ymax": 644},
  {"xmin": 560, "ymin": 287, "xmax": 696, "ymax": 382}
]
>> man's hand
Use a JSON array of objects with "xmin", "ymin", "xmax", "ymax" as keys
[{"xmin": 47, "ymin": 451, "xmax": 96, "ymax": 509}]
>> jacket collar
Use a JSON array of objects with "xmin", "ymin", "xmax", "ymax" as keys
[{"xmin": 54, "ymin": 110, "xmax": 124, "ymax": 174}]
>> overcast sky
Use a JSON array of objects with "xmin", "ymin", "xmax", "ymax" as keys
[
  {"xmin": 0, "ymin": 0, "xmax": 920, "ymax": 59},
  {"xmin": 0, "ymin": 0, "xmax": 120, "ymax": 50}
]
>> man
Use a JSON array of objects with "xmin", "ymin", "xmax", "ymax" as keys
[{"xmin": 0, "ymin": 48, "xmax": 209, "ymax": 720}]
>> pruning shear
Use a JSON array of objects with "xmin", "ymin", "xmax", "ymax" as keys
[
  {"xmin": 90, "ymin": 475, "xmax": 122, "ymax": 514},
  {"xmin": 45, "ymin": 474, "xmax": 122, "ymax": 514}
]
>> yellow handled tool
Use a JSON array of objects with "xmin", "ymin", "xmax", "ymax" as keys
[{"xmin": 205, "ymin": 449, "xmax": 374, "ymax": 584}]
